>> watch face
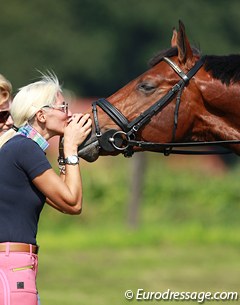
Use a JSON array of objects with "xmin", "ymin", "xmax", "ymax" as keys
[
  {"xmin": 69, "ymin": 156, "xmax": 78, "ymax": 163},
  {"xmin": 66, "ymin": 155, "xmax": 79, "ymax": 164}
]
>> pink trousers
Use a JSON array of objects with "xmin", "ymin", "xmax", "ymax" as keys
[{"xmin": 0, "ymin": 243, "xmax": 39, "ymax": 305}]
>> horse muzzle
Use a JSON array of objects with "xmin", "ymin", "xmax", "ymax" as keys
[{"xmin": 78, "ymin": 131, "xmax": 100, "ymax": 162}]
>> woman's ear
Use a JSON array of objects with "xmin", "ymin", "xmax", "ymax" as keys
[{"xmin": 35, "ymin": 109, "xmax": 46, "ymax": 123}]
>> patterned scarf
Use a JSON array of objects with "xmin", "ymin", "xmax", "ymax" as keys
[{"xmin": 17, "ymin": 124, "xmax": 49, "ymax": 151}]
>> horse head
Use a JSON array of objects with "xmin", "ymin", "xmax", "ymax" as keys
[{"xmin": 78, "ymin": 20, "xmax": 240, "ymax": 162}]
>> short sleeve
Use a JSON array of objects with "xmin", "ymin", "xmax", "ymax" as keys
[{"xmin": 17, "ymin": 138, "xmax": 52, "ymax": 180}]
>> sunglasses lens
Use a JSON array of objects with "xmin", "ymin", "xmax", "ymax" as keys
[
  {"xmin": 0, "ymin": 111, "xmax": 10, "ymax": 123},
  {"xmin": 65, "ymin": 104, "xmax": 68, "ymax": 114}
]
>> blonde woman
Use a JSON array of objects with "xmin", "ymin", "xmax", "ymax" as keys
[
  {"xmin": 0, "ymin": 72, "xmax": 92, "ymax": 305},
  {"xmin": 0, "ymin": 74, "xmax": 13, "ymax": 135}
]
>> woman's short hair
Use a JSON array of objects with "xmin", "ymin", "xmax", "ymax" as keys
[{"xmin": 11, "ymin": 71, "xmax": 62, "ymax": 128}]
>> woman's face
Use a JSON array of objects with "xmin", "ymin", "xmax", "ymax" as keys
[
  {"xmin": 0, "ymin": 89, "xmax": 13, "ymax": 135},
  {"xmin": 44, "ymin": 92, "xmax": 72, "ymax": 136}
]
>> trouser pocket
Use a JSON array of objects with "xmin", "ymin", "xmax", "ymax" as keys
[
  {"xmin": 10, "ymin": 258, "xmax": 38, "ymax": 305},
  {"xmin": 0, "ymin": 253, "xmax": 38, "ymax": 305}
]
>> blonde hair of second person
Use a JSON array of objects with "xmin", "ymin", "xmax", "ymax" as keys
[{"xmin": 0, "ymin": 74, "xmax": 13, "ymax": 134}]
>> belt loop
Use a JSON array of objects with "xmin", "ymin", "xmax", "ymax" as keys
[
  {"xmin": 5, "ymin": 242, "xmax": 10, "ymax": 256},
  {"xmin": 29, "ymin": 244, "xmax": 33, "ymax": 256}
]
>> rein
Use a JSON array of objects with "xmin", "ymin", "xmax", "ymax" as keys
[{"xmin": 92, "ymin": 57, "xmax": 240, "ymax": 157}]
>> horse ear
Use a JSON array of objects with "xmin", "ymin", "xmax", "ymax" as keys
[
  {"xmin": 171, "ymin": 28, "xmax": 178, "ymax": 47},
  {"xmin": 176, "ymin": 20, "xmax": 193, "ymax": 65}
]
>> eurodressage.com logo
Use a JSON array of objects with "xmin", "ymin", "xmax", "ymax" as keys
[{"xmin": 124, "ymin": 288, "xmax": 239, "ymax": 303}]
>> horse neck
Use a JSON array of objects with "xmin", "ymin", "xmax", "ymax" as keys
[{"xmin": 193, "ymin": 77, "xmax": 240, "ymax": 146}]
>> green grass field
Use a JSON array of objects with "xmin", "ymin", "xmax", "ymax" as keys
[{"xmin": 37, "ymin": 153, "xmax": 240, "ymax": 304}]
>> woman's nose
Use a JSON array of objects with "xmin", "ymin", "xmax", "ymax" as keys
[
  {"xmin": 67, "ymin": 109, "xmax": 73, "ymax": 117},
  {"xmin": 5, "ymin": 115, "xmax": 13, "ymax": 126}
]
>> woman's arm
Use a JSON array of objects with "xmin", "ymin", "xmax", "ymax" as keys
[
  {"xmin": 33, "ymin": 167, "xmax": 82, "ymax": 214},
  {"xmin": 33, "ymin": 113, "xmax": 92, "ymax": 215}
]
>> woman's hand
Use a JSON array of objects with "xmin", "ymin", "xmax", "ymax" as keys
[{"xmin": 63, "ymin": 113, "xmax": 92, "ymax": 156}]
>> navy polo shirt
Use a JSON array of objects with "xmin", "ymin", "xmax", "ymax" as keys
[{"xmin": 0, "ymin": 135, "xmax": 51, "ymax": 245}]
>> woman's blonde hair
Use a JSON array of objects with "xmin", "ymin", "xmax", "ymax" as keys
[
  {"xmin": 0, "ymin": 74, "xmax": 12, "ymax": 105},
  {"xmin": 0, "ymin": 71, "xmax": 62, "ymax": 148}
]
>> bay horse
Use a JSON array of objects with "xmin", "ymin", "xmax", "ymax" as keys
[{"xmin": 77, "ymin": 20, "xmax": 240, "ymax": 162}]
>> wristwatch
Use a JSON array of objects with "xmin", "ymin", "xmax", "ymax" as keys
[{"xmin": 64, "ymin": 155, "xmax": 79, "ymax": 165}]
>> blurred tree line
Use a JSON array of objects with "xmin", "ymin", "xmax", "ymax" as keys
[{"xmin": 1, "ymin": 0, "xmax": 240, "ymax": 97}]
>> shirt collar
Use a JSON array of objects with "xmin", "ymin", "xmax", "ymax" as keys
[{"xmin": 17, "ymin": 124, "xmax": 49, "ymax": 151}]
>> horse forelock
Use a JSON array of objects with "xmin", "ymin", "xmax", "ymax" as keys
[
  {"xmin": 203, "ymin": 55, "xmax": 240, "ymax": 85},
  {"xmin": 148, "ymin": 47, "xmax": 178, "ymax": 67},
  {"xmin": 148, "ymin": 46, "xmax": 201, "ymax": 67}
]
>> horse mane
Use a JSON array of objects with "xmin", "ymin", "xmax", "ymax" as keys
[
  {"xmin": 149, "ymin": 47, "xmax": 240, "ymax": 86},
  {"xmin": 203, "ymin": 55, "xmax": 240, "ymax": 85}
]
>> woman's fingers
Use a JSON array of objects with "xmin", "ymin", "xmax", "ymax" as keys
[
  {"xmin": 64, "ymin": 113, "xmax": 92, "ymax": 147},
  {"xmin": 69, "ymin": 113, "xmax": 91, "ymax": 127}
]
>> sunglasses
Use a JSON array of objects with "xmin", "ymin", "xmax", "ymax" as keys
[
  {"xmin": 42, "ymin": 102, "xmax": 68, "ymax": 114},
  {"xmin": 0, "ymin": 110, "xmax": 10, "ymax": 123}
]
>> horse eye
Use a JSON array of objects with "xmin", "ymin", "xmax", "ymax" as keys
[{"xmin": 137, "ymin": 82, "xmax": 156, "ymax": 93}]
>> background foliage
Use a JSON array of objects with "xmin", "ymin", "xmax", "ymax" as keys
[{"xmin": 2, "ymin": 0, "xmax": 240, "ymax": 97}]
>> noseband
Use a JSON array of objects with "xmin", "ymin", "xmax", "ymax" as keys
[{"xmin": 92, "ymin": 57, "xmax": 240, "ymax": 157}]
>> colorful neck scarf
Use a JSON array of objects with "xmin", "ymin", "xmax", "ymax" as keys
[{"xmin": 17, "ymin": 124, "xmax": 49, "ymax": 151}]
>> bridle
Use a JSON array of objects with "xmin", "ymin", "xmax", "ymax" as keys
[{"xmin": 92, "ymin": 57, "xmax": 240, "ymax": 157}]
